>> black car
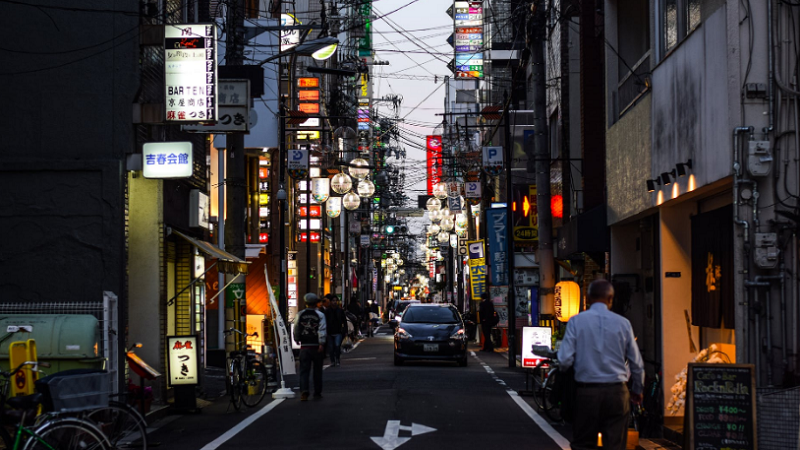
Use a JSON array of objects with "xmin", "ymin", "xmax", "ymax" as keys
[
  {"xmin": 393, "ymin": 304, "xmax": 468, "ymax": 367},
  {"xmin": 388, "ymin": 299, "xmax": 420, "ymax": 328}
]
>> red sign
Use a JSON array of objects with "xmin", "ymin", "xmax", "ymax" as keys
[
  {"xmin": 259, "ymin": 233, "xmax": 269, "ymax": 243},
  {"xmin": 299, "ymin": 90, "xmax": 320, "ymax": 101},
  {"xmin": 298, "ymin": 232, "xmax": 321, "ymax": 243},
  {"xmin": 298, "ymin": 205, "xmax": 322, "ymax": 217},
  {"xmin": 426, "ymin": 136, "xmax": 443, "ymax": 195},
  {"xmin": 297, "ymin": 77, "xmax": 319, "ymax": 88},
  {"xmin": 298, "ymin": 103, "xmax": 320, "ymax": 114},
  {"xmin": 259, "ymin": 167, "xmax": 269, "ymax": 179}
]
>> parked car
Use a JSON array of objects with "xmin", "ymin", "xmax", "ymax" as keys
[
  {"xmin": 393, "ymin": 303, "xmax": 468, "ymax": 367},
  {"xmin": 388, "ymin": 299, "xmax": 420, "ymax": 328}
]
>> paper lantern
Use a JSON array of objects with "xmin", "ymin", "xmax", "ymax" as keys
[
  {"xmin": 312, "ymin": 177, "xmax": 330, "ymax": 202},
  {"xmin": 426, "ymin": 197, "xmax": 441, "ymax": 212},
  {"xmin": 331, "ymin": 173, "xmax": 353, "ymax": 194},
  {"xmin": 429, "ymin": 209, "xmax": 442, "ymax": 222},
  {"xmin": 441, "ymin": 208, "xmax": 452, "ymax": 218},
  {"xmin": 428, "ymin": 224, "xmax": 441, "ymax": 235},
  {"xmin": 433, "ymin": 182, "xmax": 448, "ymax": 200},
  {"xmin": 343, "ymin": 192, "xmax": 361, "ymax": 210},
  {"xmin": 440, "ymin": 216, "xmax": 454, "ymax": 231},
  {"xmin": 455, "ymin": 213, "xmax": 468, "ymax": 229},
  {"xmin": 348, "ymin": 158, "xmax": 370, "ymax": 180},
  {"xmin": 437, "ymin": 231, "xmax": 449, "ymax": 243},
  {"xmin": 357, "ymin": 179, "xmax": 375, "ymax": 198},
  {"xmin": 554, "ymin": 280, "xmax": 581, "ymax": 322},
  {"xmin": 471, "ymin": 205, "xmax": 481, "ymax": 217},
  {"xmin": 450, "ymin": 234, "xmax": 458, "ymax": 248},
  {"xmin": 326, "ymin": 196, "xmax": 342, "ymax": 218}
]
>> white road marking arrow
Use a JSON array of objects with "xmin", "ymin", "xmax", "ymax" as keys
[{"xmin": 370, "ymin": 420, "xmax": 437, "ymax": 450}]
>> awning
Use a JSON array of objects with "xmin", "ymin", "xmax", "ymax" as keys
[{"xmin": 172, "ymin": 230, "xmax": 250, "ymax": 275}]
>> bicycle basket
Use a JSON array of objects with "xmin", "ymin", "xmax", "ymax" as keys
[{"xmin": 35, "ymin": 370, "xmax": 109, "ymax": 413}]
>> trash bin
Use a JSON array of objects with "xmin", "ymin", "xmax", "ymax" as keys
[{"xmin": 0, "ymin": 315, "xmax": 104, "ymax": 374}]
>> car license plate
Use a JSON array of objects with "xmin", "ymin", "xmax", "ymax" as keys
[{"xmin": 423, "ymin": 344, "xmax": 438, "ymax": 352}]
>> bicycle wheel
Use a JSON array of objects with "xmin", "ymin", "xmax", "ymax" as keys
[
  {"xmin": 230, "ymin": 359, "xmax": 243, "ymax": 411},
  {"xmin": 543, "ymin": 370, "xmax": 563, "ymax": 422},
  {"xmin": 531, "ymin": 368, "xmax": 547, "ymax": 410},
  {"xmin": 23, "ymin": 417, "xmax": 108, "ymax": 450},
  {"xmin": 239, "ymin": 361, "xmax": 268, "ymax": 408},
  {"xmin": 86, "ymin": 403, "xmax": 147, "ymax": 449}
]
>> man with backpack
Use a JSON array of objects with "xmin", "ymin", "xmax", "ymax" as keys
[{"xmin": 292, "ymin": 293, "xmax": 327, "ymax": 401}]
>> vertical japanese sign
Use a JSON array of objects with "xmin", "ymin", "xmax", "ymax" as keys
[
  {"xmin": 453, "ymin": 1, "xmax": 484, "ymax": 78},
  {"xmin": 265, "ymin": 266, "xmax": 297, "ymax": 375},
  {"xmin": 280, "ymin": 14, "xmax": 301, "ymax": 51},
  {"xmin": 287, "ymin": 251, "xmax": 298, "ymax": 307},
  {"xmin": 164, "ymin": 24, "xmax": 217, "ymax": 122},
  {"xmin": 467, "ymin": 240, "xmax": 487, "ymax": 300},
  {"xmin": 167, "ymin": 336, "xmax": 198, "ymax": 385},
  {"xmin": 513, "ymin": 184, "xmax": 538, "ymax": 243},
  {"xmin": 426, "ymin": 136, "xmax": 443, "ymax": 195},
  {"xmin": 486, "ymin": 208, "xmax": 508, "ymax": 285}
]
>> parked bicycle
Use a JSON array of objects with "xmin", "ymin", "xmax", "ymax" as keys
[
  {"xmin": 0, "ymin": 361, "xmax": 109, "ymax": 450},
  {"xmin": 223, "ymin": 328, "xmax": 269, "ymax": 411},
  {"xmin": 530, "ymin": 345, "xmax": 563, "ymax": 423},
  {"xmin": 635, "ymin": 360, "xmax": 663, "ymax": 438}
]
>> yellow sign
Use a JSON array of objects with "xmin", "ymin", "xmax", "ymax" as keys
[
  {"xmin": 296, "ymin": 131, "xmax": 320, "ymax": 140},
  {"xmin": 466, "ymin": 239, "xmax": 486, "ymax": 267},
  {"xmin": 513, "ymin": 185, "xmax": 539, "ymax": 243},
  {"xmin": 469, "ymin": 265, "xmax": 487, "ymax": 300}
]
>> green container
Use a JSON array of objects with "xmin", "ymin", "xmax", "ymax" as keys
[{"xmin": 0, "ymin": 315, "xmax": 104, "ymax": 375}]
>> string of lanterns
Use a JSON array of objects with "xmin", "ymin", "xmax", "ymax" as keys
[{"xmin": 305, "ymin": 157, "xmax": 376, "ymax": 218}]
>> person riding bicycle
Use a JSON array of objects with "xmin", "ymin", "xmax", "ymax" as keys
[{"xmin": 292, "ymin": 293, "xmax": 327, "ymax": 401}]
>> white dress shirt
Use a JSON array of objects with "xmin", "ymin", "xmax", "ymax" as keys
[{"xmin": 557, "ymin": 302, "xmax": 645, "ymax": 394}]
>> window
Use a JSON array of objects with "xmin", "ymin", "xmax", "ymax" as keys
[
  {"xmin": 402, "ymin": 307, "xmax": 461, "ymax": 324},
  {"xmin": 660, "ymin": 0, "xmax": 724, "ymax": 56}
]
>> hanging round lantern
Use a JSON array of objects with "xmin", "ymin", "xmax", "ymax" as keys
[
  {"xmin": 428, "ymin": 224, "xmax": 441, "ymax": 235},
  {"xmin": 326, "ymin": 196, "xmax": 342, "ymax": 218},
  {"xmin": 312, "ymin": 177, "xmax": 330, "ymax": 203},
  {"xmin": 455, "ymin": 213, "xmax": 468, "ymax": 229},
  {"xmin": 357, "ymin": 179, "xmax": 375, "ymax": 198},
  {"xmin": 348, "ymin": 158, "xmax": 370, "ymax": 180},
  {"xmin": 441, "ymin": 208, "xmax": 452, "ymax": 218},
  {"xmin": 471, "ymin": 204, "xmax": 481, "ymax": 217},
  {"xmin": 343, "ymin": 192, "xmax": 361, "ymax": 210},
  {"xmin": 440, "ymin": 216, "xmax": 454, "ymax": 231},
  {"xmin": 455, "ymin": 227, "xmax": 467, "ymax": 237},
  {"xmin": 392, "ymin": 252, "xmax": 401, "ymax": 260},
  {"xmin": 433, "ymin": 182, "xmax": 448, "ymax": 200},
  {"xmin": 426, "ymin": 197, "xmax": 441, "ymax": 212},
  {"xmin": 450, "ymin": 234, "xmax": 458, "ymax": 248},
  {"xmin": 437, "ymin": 231, "xmax": 449, "ymax": 243},
  {"xmin": 429, "ymin": 209, "xmax": 442, "ymax": 223},
  {"xmin": 397, "ymin": 259, "xmax": 404, "ymax": 266},
  {"xmin": 554, "ymin": 280, "xmax": 581, "ymax": 322},
  {"xmin": 331, "ymin": 172, "xmax": 353, "ymax": 194}
]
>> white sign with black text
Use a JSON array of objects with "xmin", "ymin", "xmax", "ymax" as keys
[
  {"xmin": 164, "ymin": 24, "xmax": 217, "ymax": 122},
  {"xmin": 521, "ymin": 326, "xmax": 552, "ymax": 368},
  {"xmin": 167, "ymin": 335, "xmax": 199, "ymax": 385}
]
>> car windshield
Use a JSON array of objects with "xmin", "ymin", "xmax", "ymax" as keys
[
  {"xmin": 396, "ymin": 302, "xmax": 417, "ymax": 314},
  {"xmin": 401, "ymin": 307, "xmax": 460, "ymax": 324}
]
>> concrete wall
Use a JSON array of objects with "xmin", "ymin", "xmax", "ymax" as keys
[
  {"xmin": 606, "ymin": 96, "xmax": 652, "ymax": 224},
  {"xmin": 127, "ymin": 175, "xmax": 164, "ymax": 371}
]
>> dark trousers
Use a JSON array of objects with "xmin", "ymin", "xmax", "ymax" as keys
[
  {"xmin": 327, "ymin": 334, "xmax": 343, "ymax": 363},
  {"xmin": 571, "ymin": 384, "xmax": 630, "ymax": 450},
  {"xmin": 481, "ymin": 324, "xmax": 494, "ymax": 351},
  {"xmin": 298, "ymin": 347, "xmax": 324, "ymax": 395}
]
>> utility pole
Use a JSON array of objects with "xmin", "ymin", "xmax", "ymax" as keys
[
  {"xmin": 225, "ymin": 0, "xmax": 247, "ymax": 347},
  {"xmin": 503, "ymin": 91, "xmax": 518, "ymax": 368},
  {"xmin": 530, "ymin": 1, "xmax": 555, "ymax": 317}
]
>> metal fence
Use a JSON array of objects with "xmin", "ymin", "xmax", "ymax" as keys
[
  {"xmin": 758, "ymin": 386, "xmax": 800, "ymax": 449},
  {"xmin": 0, "ymin": 292, "xmax": 119, "ymax": 394}
]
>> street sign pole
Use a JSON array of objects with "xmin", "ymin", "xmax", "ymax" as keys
[{"xmin": 503, "ymin": 92, "xmax": 517, "ymax": 368}]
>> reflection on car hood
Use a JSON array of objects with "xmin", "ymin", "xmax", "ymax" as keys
[{"xmin": 399, "ymin": 323, "xmax": 461, "ymax": 339}]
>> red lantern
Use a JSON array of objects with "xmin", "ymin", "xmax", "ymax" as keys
[{"xmin": 551, "ymin": 195, "xmax": 563, "ymax": 219}]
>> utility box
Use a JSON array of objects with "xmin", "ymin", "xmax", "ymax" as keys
[{"xmin": 0, "ymin": 315, "xmax": 103, "ymax": 374}]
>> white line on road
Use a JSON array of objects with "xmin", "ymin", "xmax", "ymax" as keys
[{"xmin": 199, "ymin": 399, "xmax": 285, "ymax": 450}]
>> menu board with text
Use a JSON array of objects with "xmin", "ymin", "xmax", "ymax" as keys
[{"xmin": 686, "ymin": 363, "xmax": 756, "ymax": 450}]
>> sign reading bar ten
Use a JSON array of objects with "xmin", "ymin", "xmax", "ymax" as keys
[
  {"xmin": 686, "ymin": 363, "xmax": 756, "ymax": 450},
  {"xmin": 165, "ymin": 24, "xmax": 217, "ymax": 122}
]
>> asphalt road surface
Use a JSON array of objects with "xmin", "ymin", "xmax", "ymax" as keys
[{"xmin": 148, "ymin": 325, "xmax": 573, "ymax": 449}]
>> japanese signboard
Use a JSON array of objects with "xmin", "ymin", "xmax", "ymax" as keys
[
  {"xmin": 521, "ymin": 326, "xmax": 552, "ymax": 368},
  {"xmin": 426, "ymin": 136, "xmax": 443, "ymax": 195},
  {"xmin": 467, "ymin": 239, "xmax": 486, "ymax": 266},
  {"xmin": 467, "ymin": 239, "xmax": 486, "ymax": 300},
  {"xmin": 167, "ymin": 335, "xmax": 198, "ymax": 386},
  {"xmin": 142, "ymin": 142, "xmax": 193, "ymax": 179},
  {"xmin": 483, "ymin": 146, "xmax": 503, "ymax": 169},
  {"xmin": 264, "ymin": 266, "xmax": 296, "ymax": 375},
  {"xmin": 280, "ymin": 14, "xmax": 301, "ymax": 52},
  {"xmin": 287, "ymin": 149, "xmax": 309, "ymax": 172},
  {"xmin": 465, "ymin": 181, "xmax": 481, "ymax": 198},
  {"xmin": 513, "ymin": 185, "xmax": 538, "ymax": 243},
  {"xmin": 486, "ymin": 208, "xmax": 508, "ymax": 285},
  {"xmin": 183, "ymin": 79, "xmax": 250, "ymax": 133},
  {"xmin": 453, "ymin": 1, "xmax": 484, "ymax": 78},
  {"xmin": 164, "ymin": 24, "xmax": 217, "ymax": 122}
]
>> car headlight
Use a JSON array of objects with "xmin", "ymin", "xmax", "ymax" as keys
[
  {"xmin": 397, "ymin": 328, "xmax": 412, "ymax": 340},
  {"xmin": 450, "ymin": 329, "xmax": 466, "ymax": 340}
]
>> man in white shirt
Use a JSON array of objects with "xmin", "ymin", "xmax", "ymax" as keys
[{"xmin": 558, "ymin": 279, "xmax": 644, "ymax": 450}]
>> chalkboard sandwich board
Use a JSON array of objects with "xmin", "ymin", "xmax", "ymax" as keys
[{"xmin": 686, "ymin": 363, "xmax": 756, "ymax": 450}]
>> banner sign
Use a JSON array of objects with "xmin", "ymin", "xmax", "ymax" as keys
[
  {"xmin": 167, "ymin": 335, "xmax": 199, "ymax": 385},
  {"xmin": 265, "ymin": 266, "xmax": 297, "ymax": 375},
  {"xmin": 521, "ymin": 327, "xmax": 552, "ymax": 368},
  {"xmin": 164, "ymin": 24, "xmax": 217, "ymax": 122},
  {"xmin": 182, "ymin": 79, "xmax": 249, "ymax": 133},
  {"xmin": 142, "ymin": 142, "xmax": 193, "ymax": 179},
  {"xmin": 426, "ymin": 136, "xmax": 443, "ymax": 195},
  {"xmin": 486, "ymin": 208, "xmax": 508, "ymax": 285}
]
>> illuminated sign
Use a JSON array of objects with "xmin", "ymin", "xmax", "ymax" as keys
[
  {"xmin": 164, "ymin": 24, "xmax": 217, "ymax": 122},
  {"xmin": 298, "ymin": 205, "xmax": 322, "ymax": 217},
  {"xmin": 299, "ymin": 90, "xmax": 320, "ymax": 101},
  {"xmin": 296, "ymin": 131, "xmax": 321, "ymax": 140},
  {"xmin": 281, "ymin": 14, "xmax": 301, "ymax": 52},
  {"xmin": 298, "ymin": 232, "xmax": 321, "ymax": 243},
  {"xmin": 167, "ymin": 335, "xmax": 198, "ymax": 386},
  {"xmin": 297, "ymin": 77, "xmax": 320, "ymax": 88},
  {"xmin": 299, "ymin": 219, "xmax": 322, "ymax": 230},
  {"xmin": 298, "ymin": 103, "xmax": 320, "ymax": 114},
  {"xmin": 300, "ymin": 118, "xmax": 320, "ymax": 127},
  {"xmin": 142, "ymin": 142, "xmax": 193, "ymax": 179},
  {"xmin": 426, "ymin": 136, "xmax": 443, "ymax": 195}
]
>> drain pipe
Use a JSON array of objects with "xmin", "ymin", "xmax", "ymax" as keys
[
  {"xmin": 767, "ymin": 0, "xmax": 775, "ymax": 132},
  {"xmin": 756, "ymin": 271, "xmax": 787, "ymax": 383},
  {"xmin": 733, "ymin": 126, "xmax": 754, "ymax": 363},
  {"xmin": 745, "ymin": 280, "xmax": 770, "ymax": 387}
]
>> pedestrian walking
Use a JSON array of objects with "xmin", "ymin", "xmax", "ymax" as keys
[
  {"xmin": 324, "ymin": 294, "xmax": 347, "ymax": 366},
  {"xmin": 292, "ymin": 293, "xmax": 327, "ymax": 401},
  {"xmin": 479, "ymin": 293, "xmax": 496, "ymax": 352},
  {"xmin": 557, "ymin": 279, "xmax": 644, "ymax": 450},
  {"xmin": 348, "ymin": 298, "xmax": 362, "ymax": 336}
]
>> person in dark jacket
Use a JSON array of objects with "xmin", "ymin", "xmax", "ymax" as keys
[
  {"xmin": 347, "ymin": 299, "xmax": 362, "ymax": 336},
  {"xmin": 292, "ymin": 293, "xmax": 327, "ymax": 401},
  {"xmin": 324, "ymin": 294, "xmax": 347, "ymax": 366},
  {"xmin": 479, "ymin": 292, "xmax": 496, "ymax": 352}
]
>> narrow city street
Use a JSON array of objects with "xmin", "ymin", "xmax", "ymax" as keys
[{"xmin": 147, "ymin": 328, "xmax": 572, "ymax": 449}]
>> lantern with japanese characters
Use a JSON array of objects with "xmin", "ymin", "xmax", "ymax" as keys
[
  {"xmin": 326, "ymin": 196, "xmax": 342, "ymax": 218},
  {"xmin": 348, "ymin": 158, "xmax": 370, "ymax": 180},
  {"xmin": 331, "ymin": 173, "xmax": 353, "ymax": 194},
  {"xmin": 312, "ymin": 177, "xmax": 330, "ymax": 202},
  {"xmin": 554, "ymin": 280, "xmax": 581, "ymax": 322},
  {"xmin": 357, "ymin": 179, "xmax": 375, "ymax": 198},
  {"xmin": 343, "ymin": 192, "xmax": 361, "ymax": 210}
]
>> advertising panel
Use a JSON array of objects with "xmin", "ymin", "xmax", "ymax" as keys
[
  {"xmin": 167, "ymin": 335, "xmax": 199, "ymax": 386},
  {"xmin": 486, "ymin": 208, "xmax": 508, "ymax": 285},
  {"xmin": 520, "ymin": 326, "xmax": 552, "ymax": 368},
  {"xmin": 165, "ymin": 24, "xmax": 217, "ymax": 122},
  {"xmin": 280, "ymin": 14, "xmax": 301, "ymax": 51},
  {"xmin": 142, "ymin": 142, "xmax": 193, "ymax": 179},
  {"xmin": 426, "ymin": 136, "xmax": 443, "ymax": 195}
]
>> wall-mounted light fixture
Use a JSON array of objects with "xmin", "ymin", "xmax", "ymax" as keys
[
  {"xmin": 676, "ymin": 158, "xmax": 693, "ymax": 177},
  {"xmin": 646, "ymin": 178, "xmax": 661, "ymax": 192},
  {"xmin": 661, "ymin": 169, "xmax": 677, "ymax": 186}
]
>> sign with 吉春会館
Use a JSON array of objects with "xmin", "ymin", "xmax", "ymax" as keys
[
  {"xmin": 142, "ymin": 142, "xmax": 193, "ymax": 179},
  {"xmin": 167, "ymin": 335, "xmax": 198, "ymax": 386},
  {"xmin": 164, "ymin": 24, "xmax": 217, "ymax": 122}
]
